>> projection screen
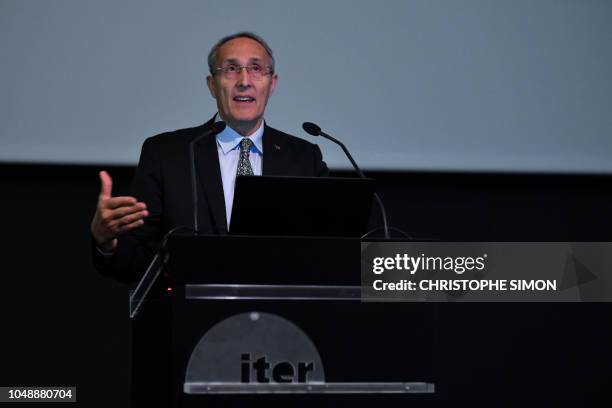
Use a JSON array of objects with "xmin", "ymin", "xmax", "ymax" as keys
[{"xmin": 1, "ymin": 0, "xmax": 611, "ymax": 172}]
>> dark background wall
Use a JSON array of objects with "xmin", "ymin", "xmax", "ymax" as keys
[{"xmin": 1, "ymin": 164, "xmax": 611, "ymax": 407}]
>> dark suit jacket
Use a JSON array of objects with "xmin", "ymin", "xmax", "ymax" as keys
[{"xmin": 93, "ymin": 117, "xmax": 329, "ymax": 283}]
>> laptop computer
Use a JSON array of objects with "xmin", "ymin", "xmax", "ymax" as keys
[{"xmin": 229, "ymin": 176, "xmax": 374, "ymax": 237}]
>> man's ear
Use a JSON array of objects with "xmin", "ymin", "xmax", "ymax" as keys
[
  {"xmin": 269, "ymin": 74, "xmax": 278, "ymax": 96},
  {"xmin": 206, "ymin": 75, "xmax": 217, "ymax": 99}
]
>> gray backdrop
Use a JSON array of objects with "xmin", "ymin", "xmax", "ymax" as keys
[{"xmin": 2, "ymin": 0, "xmax": 611, "ymax": 172}]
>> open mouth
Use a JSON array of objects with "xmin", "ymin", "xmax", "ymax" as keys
[{"xmin": 233, "ymin": 96, "xmax": 255, "ymax": 104}]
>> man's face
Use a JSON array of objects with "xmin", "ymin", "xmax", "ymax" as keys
[{"xmin": 207, "ymin": 37, "xmax": 277, "ymax": 134}]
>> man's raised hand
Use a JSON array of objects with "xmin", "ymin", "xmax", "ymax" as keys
[{"xmin": 90, "ymin": 171, "xmax": 148, "ymax": 252}]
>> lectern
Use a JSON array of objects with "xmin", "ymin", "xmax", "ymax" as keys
[{"xmin": 129, "ymin": 234, "xmax": 435, "ymax": 407}]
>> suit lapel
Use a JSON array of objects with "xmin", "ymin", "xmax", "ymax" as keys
[
  {"xmin": 194, "ymin": 121, "xmax": 228, "ymax": 234},
  {"xmin": 262, "ymin": 125, "xmax": 287, "ymax": 176}
]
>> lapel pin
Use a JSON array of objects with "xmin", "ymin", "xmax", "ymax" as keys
[{"xmin": 274, "ymin": 144, "xmax": 281, "ymax": 150}]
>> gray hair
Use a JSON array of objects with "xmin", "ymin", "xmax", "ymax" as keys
[{"xmin": 207, "ymin": 31, "xmax": 275, "ymax": 75}]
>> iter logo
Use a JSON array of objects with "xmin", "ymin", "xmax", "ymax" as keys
[
  {"xmin": 184, "ymin": 312, "xmax": 325, "ymax": 393},
  {"xmin": 240, "ymin": 353, "xmax": 315, "ymax": 383}
]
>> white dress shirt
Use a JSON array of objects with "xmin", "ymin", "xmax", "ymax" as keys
[{"xmin": 215, "ymin": 118, "xmax": 264, "ymax": 227}]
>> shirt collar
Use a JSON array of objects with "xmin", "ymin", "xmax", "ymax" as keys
[{"xmin": 215, "ymin": 114, "xmax": 264, "ymax": 155}]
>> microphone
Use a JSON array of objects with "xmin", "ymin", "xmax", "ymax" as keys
[
  {"xmin": 189, "ymin": 121, "xmax": 226, "ymax": 232},
  {"xmin": 302, "ymin": 122, "xmax": 390, "ymax": 239}
]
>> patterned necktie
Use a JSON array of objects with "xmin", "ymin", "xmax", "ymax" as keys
[{"xmin": 236, "ymin": 138, "xmax": 254, "ymax": 176}]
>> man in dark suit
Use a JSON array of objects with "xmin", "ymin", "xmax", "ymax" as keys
[{"xmin": 91, "ymin": 32, "xmax": 328, "ymax": 283}]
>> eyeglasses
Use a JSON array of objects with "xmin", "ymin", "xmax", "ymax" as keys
[{"xmin": 214, "ymin": 64, "xmax": 273, "ymax": 81}]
